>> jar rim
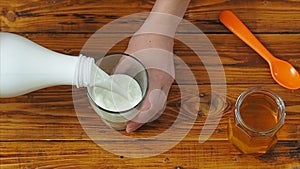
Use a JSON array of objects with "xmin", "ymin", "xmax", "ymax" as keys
[{"xmin": 235, "ymin": 86, "xmax": 286, "ymax": 135}]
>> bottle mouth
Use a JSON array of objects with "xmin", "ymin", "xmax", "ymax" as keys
[
  {"xmin": 86, "ymin": 52, "xmax": 149, "ymax": 114},
  {"xmin": 74, "ymin": 55, "xmax": 95, "ymax": 88},
  {"xmin": 235, "ymin": 86, "xmax": 286, "ymax": 135}
]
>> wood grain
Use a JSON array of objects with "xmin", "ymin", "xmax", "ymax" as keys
[
  {"xmin": 0, "ymin": 141, "xmax": 299, "ymax": 169},
  {"xmin": 0, "ymin": 84, "xmax": 299, "ymax": 141},
  {"xmin": 0, "ymin": 0, "xmax": 299, "ymax": 168},
  {"xmin": 1, "ymin": 0, "xmax": 300, "ymax": 33},
  {"xmin": 4, "ymin": 33, "xmax": 300, "ymax": 85}
]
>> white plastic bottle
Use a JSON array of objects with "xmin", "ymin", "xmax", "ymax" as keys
[{"xmin": 0, "ymin": 32, "xmax": 94, "ymax": 98}]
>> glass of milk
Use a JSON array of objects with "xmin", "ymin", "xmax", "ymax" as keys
[{"xmin": 87, "ymin": 53, "xmax": 149, "ymax": 130}]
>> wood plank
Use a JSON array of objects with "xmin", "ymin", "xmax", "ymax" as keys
[
  {"xmin": 0, "ymin": 140, "xmax": 299, "ymax": 168},
  {"xmin": 3, "ymin": 33, "xmax": 299, "ymax": 84},
  {"xmin": 1, "ymin": 0, "xmax": 299, "ymax": 168},
  {"xmin": 1, "ymin": 0, "xmax": 300, "ymax": 33},
  {"xmin": 11, "ymin": 33, "xmax": 300, "ymax": 63},
  {"xmin": 0, "ymin": 84, "xmax": 299, "ymax": 141}
]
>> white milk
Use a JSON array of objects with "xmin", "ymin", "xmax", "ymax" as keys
[
  {"xmin": 92, "ymin": 74, "xmax": 142, "ymax": 112},
  {"xmin": 88, "ymin": 68, "xmax": 144, "ymax": 130},
  {"xmin": 90, "ymin": 64, "xmax": 131, "ymax": 99}
]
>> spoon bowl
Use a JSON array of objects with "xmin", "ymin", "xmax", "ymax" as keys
[
  {"xmin": 219, "ymin": 10, "xmax": 300, "ymax": 90},
  {"xmin": 269, "ymin": 58, "xmax": 300, "ymax": 89}
]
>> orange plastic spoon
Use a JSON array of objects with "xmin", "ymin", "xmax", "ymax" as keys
[{"xmin": 219, "ymin": 10, "xmax": 300, "ymax": 90}]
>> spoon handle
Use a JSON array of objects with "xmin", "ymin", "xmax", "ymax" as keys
[{"xmin": 219, "ymin": 10, "xmax": 275, "ymax": 63}]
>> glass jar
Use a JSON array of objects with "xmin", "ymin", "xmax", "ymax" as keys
[{"xmin": 228, "ymin": 86, "xmax": 286, "ymax": 154}]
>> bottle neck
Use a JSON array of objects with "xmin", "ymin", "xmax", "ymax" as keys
[{"xmin": 74, "ymin": 54, "xmax": 95, "ymax": 88}]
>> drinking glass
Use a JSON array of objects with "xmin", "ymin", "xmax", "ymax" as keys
[{"xmin": 87, "ymin": 53, "xmax": 149, "ymax": 130}]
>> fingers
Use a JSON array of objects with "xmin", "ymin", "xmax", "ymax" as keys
[
  {"xmin": 125, "ymin": 69, "xmax": 174, "ymax": 132},
  {"xmin": 126, "ymin": 122, "xmax": 144, "ymax": 133},
  {"xmin": 122, "ymin": 33, "xmax": 175, "ymax": 133},
  {"xmin": 126, "ymin": 89, "xmax": 167, "ymax": 132}
]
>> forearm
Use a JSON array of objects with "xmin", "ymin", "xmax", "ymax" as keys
[
  {"xmin": 127, "ymin": 0, "xmax": 191, "ymax": 52},
  {"xmin": 135, "ymin": 0, "xmax": 191, "ymax": 38},
  {"xmin": 151, "ymin": 0, "xmax": 191, "ymax": 18}
]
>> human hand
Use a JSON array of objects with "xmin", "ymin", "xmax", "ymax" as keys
[
  {"xmin": 124, "ymin": 34, "xmax": 175, "ymax": 132},
  {"xmin": 120, "ymin": 0, "xmax": 191, "ymax": 132}
]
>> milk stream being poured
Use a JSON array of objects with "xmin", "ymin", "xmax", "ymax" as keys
[{"xmin": 90, "ymin": 64, "xmax": 143, "ymax": 112}]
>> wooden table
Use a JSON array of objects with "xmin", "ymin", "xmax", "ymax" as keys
[{"xmin": 1, "ymin": 0, "xmax": 299, "ymax": 168}]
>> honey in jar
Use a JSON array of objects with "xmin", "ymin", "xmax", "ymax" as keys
[{"xmin": 228, "ymin": 87, "xmax": 286, "ymax": 154}]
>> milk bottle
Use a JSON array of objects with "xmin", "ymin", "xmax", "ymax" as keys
[
  {"xmin": 0, "ymin": 32, "xmax": 146, "ymax": 130},
  {"xmin": 0, "ymin": 32, "xmax": 133, "ymax": 98},
  {"xmin": 0, "ymin": 32, "xmax": 93, "ymax": 97}
]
